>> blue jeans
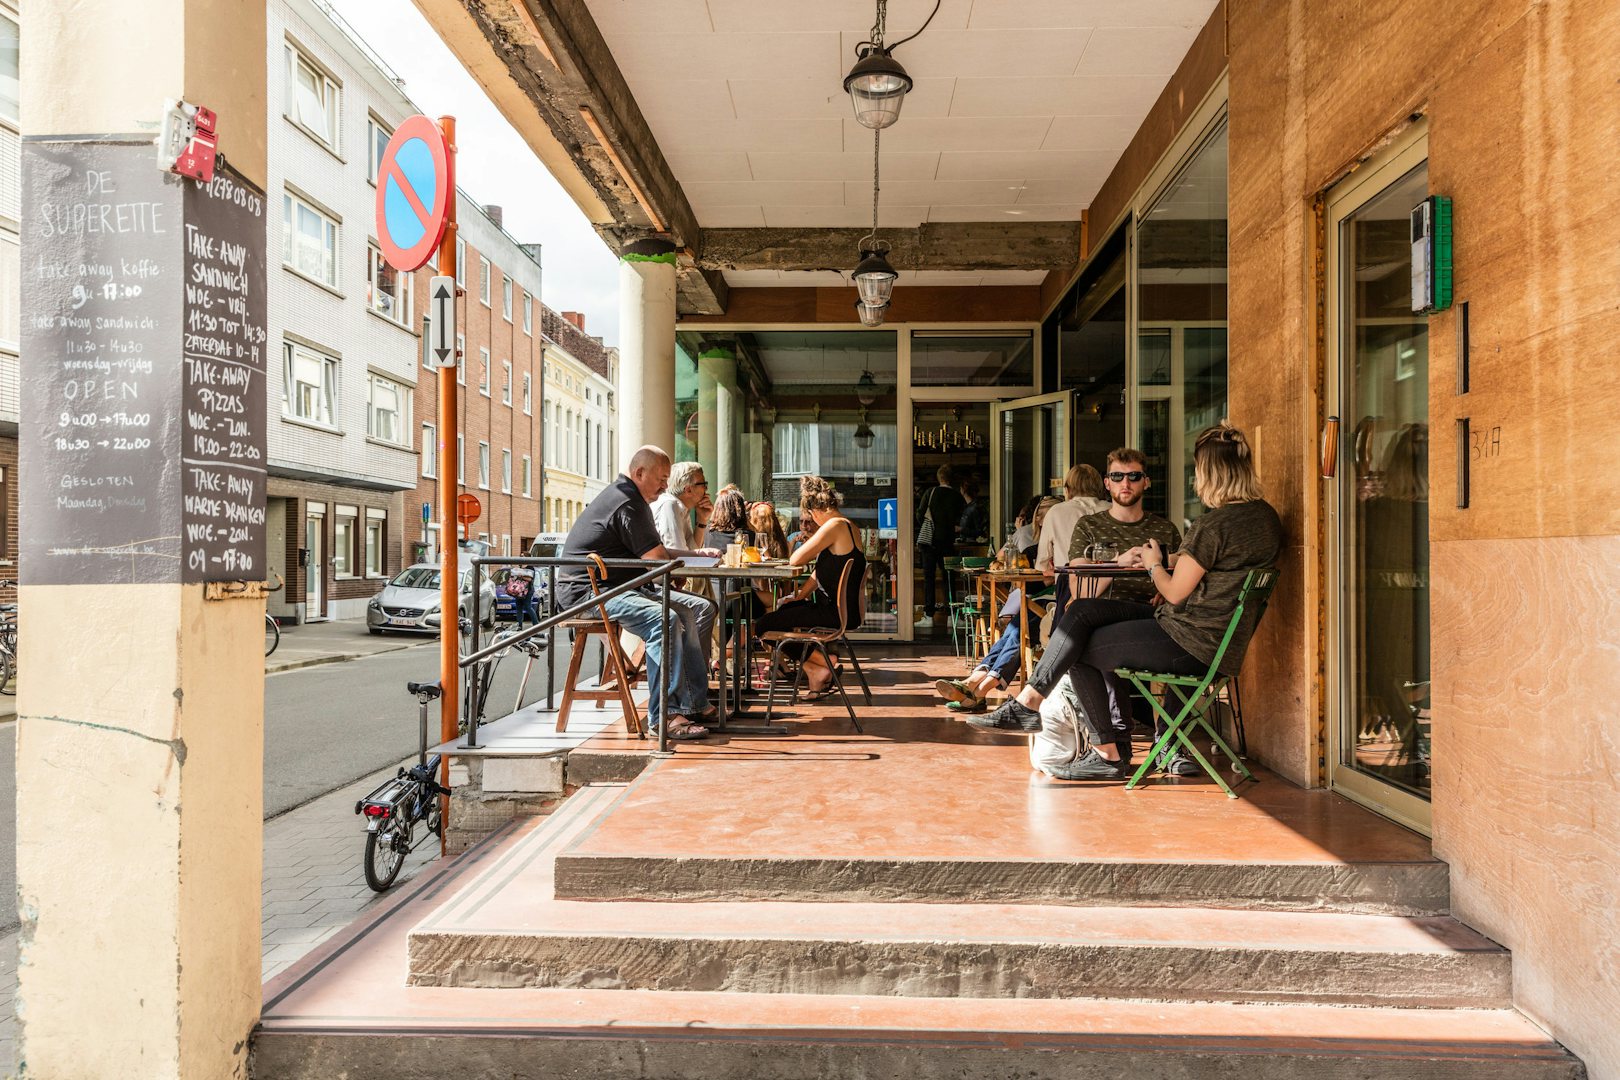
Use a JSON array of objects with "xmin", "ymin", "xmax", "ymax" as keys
[
  {"xmin": 600, "ymin": 590, "xmax": 709, "ymax": 729},
  {"xmin": 977, "ymin": 621, "xmax": 1022, "ymax": 683},
  {"xmin": 662, "ymin": 586, "xmax": 717, "ymax": 671}
]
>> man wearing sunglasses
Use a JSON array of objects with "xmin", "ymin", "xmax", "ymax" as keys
[{"xmin": 1068, "ymin": 449, "xmax": 1182, "ymax": 606}]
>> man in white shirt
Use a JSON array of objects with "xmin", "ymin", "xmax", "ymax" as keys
[{"xmin": 649, "ymin": 460, "xmax": 721, "ymax": 671}]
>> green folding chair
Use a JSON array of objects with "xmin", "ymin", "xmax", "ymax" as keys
[{"xmin": 1116, "ymin": 568, "xmax": 1278, "ymax": 799}]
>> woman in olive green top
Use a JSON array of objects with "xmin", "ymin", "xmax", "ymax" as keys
[{"xmin": 975, "ymin": 424, "xmax": 1283, "ymax": 781}]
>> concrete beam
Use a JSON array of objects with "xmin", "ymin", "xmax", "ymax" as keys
[{"xmin": 698, "ymin": 221, "xmax": 1083, "ymax": 274}]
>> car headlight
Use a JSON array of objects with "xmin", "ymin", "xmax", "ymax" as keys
[{"xmin": 368, "ymin": 598, "xmax": 381, "ymax": 609}]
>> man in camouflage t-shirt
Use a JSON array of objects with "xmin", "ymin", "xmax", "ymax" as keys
[{"xmin": 1067, "ymin": 450, "xmax": 1182, "ymax": 604}]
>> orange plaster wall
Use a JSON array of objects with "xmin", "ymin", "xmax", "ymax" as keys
[{"xmin": 1228, "ymin": 1, "xmax": 1620, "ymax": 1073}]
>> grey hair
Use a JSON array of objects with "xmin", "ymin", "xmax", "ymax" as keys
[
  {"xmin": 668, "ymin": 460, "xmax": 705, "ymax": 495},
  {"xmin": 626, "ymin": 445, "xmax": 670, "ymax": 475}
]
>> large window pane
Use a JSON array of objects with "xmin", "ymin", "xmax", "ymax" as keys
[
  {"xmin": 1048, "ymin": 225, "xmax": 1127, "ymax": 471},
  {"xmin": 0, "ymin": 17, "xmax": 18, "ymax": 125},
  {"xmin": 910, "ymin": 332, "xmax": 1033, "ymax": 387},
  {"xmin": 1135, "ymin": 120, "xmax": 1228, "ymax": 530}
]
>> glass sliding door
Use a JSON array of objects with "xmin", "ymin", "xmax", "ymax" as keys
[
  {"xmin": 1326, "ymin": 136, "xmax": 1432, "ymax": 832},
  {"xmin": 989, "ymin": 391, "xmax": 1069, "ymax": 551}
]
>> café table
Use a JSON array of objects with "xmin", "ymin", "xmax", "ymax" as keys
[
  {"xmin": 1053, "ymin": 561, "xmax": 1151, "ymax": 601},
  {"xmin": 973, "ymin": 566, "xmax": 1048, "ymax": 685},
  {"xmin": 678, "ymin": 559, "xmax": 809, "ymax": 735}
]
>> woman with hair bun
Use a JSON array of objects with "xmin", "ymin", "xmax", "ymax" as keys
[
  {"xmin": 977, "ymin": 423, "xmax": 1283, "ymax": 781},
  {"xmin": 753, "ymin": 475, "xmax": 866, "ymax": 697}
]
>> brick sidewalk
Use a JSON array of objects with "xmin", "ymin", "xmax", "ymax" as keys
[{"xmin": 0, "ymin": 759, "xmax": 441, "ymax": 1075}]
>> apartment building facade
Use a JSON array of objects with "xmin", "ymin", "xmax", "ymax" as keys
[
  {"xmin": 265, "ymin": 0, "xmax": 418, "ymax": 622},
  {"xmin": 0, "ymin": 3, "xmax": 18, "ymax": 598},
  {"xmin": 540, "ymin": 309, "xmax": 616, "ymax": 534},
  {"xmin": 408, "ymin": 205, "xmax": 544, "ymax": 564}
]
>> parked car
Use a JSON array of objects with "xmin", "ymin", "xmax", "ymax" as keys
[
  {"xmin": 526, "ymin": 532, "xmax": 566, "ymax": 559},
  {"xmin": 366, "ymin": 563, "xmax": 496, "ymax": 634}
]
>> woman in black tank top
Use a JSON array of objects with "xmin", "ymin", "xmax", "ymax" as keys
[{"xmin": 754, "ymin": 478, "xmax": 866, "ymax": 696}]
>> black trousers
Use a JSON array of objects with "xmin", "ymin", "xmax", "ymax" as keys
[{"xmin": 1028, "ymin": 599, "xmax": 1206, "ymax": 748}]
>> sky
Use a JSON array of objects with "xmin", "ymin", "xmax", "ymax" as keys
[{"xmin": 326, "ymin": 0, "xmax": 621, "ymax": 345}]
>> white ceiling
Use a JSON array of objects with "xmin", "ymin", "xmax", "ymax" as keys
[{"xmin": 585, "ymin": 0, "xmax": 1215, "ymax": 249}]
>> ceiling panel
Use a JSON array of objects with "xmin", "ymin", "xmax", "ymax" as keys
[{"xmin": 582, "ymin": 0, "xmax": 1218, "ymax": 243}]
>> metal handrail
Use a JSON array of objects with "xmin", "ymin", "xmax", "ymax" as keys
[{"xmin": 458, "ymin": 554, "xmax": 683, "ymax": 754}]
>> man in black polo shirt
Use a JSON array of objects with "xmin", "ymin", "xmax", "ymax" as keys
[{"xmin": 559, "ymin": 446, "xmax": 713, "ymax": 741}]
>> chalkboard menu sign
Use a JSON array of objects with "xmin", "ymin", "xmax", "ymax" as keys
[{"xmin": 20, "ymin": 140, "xmax": 267, "ymax": 585}]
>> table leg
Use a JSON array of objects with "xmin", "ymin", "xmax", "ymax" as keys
[{"xmin": 717, "ymin": 582, "xmax": 788, "ymax": 735}]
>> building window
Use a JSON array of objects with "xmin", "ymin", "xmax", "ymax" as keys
[
  {"xmin": 366, "ymin": 115, "xmax": 392, "ymax": 183},
  {"xmin": 478, "ymin": 256, "xmax": 491, "ymax": 305},
  {"xmin": 502, "ymin": 278, "xmax": 513, "ymax": 321},
  {"xmin": 583, "ymin": 418, "xmax": 591, "ymax": 478},
  {"xmin": 501, "ymin": 449, "xmax": 512, "ymax": 493},
  {"xmin": 0, "ymin": 15, "xmax": 17, "ymax": 126},
  {"xmin": 282, "ymin": 341, "xmax": 337, "ymax": 428},
  {"xmin": 366, "ymin": 244, "xmax": 411, "ymax": 325},
  {"xmin": 333, "ymin": 505, "xmax": 358, "ymax": 578},
  {"xmin": 286, "ymin": 44, "xmax": 339, "ymax": 150},
  {"xmin": 365, "ymin": 508, "xmax": 387, "ymax": 577},
  {"xmin": 456, "ymin": 334, "xmax": 466, "ymax": 386},
  {"xmin": 421, "ymin": 422, "xmax": 437, "ymax": 477},
  {"xmin": 478, "ymin": 441, "xmax": 491, "ymax": 489},
  {"xmin": 456, "ymin": 434, "xmax": 464, "ymax": 484},
  {"xmin": 521, "ymin": 454, "xmax": 532, "ymax": 497},
  {"xmin": 366, "ymin": 373, "xmax": 408, "ymax": 445},
  {"xmin": 478, "ymin": 348, "xmax": 491, "ymax": 396},
  {"xmin": 455, "ymin": 236, "xmax": 466, "ymax": 286},
  {"xmin": 282, "ymin": 192, "xmax": 337, "ymax": 287},
  {"xmin": 565, "ymin": 411, "xmax": 574, "ymax": 471},
  {"xmin": 522, "ymin": 374, "xmax": 532, "ymax": 414},
  {"xmin": 522, "ymin": 293, "xmax": 532, "ymax": 334},
  {"xmin": 501, "ymin": 361, "xmax": 512, "ymax": 405}
]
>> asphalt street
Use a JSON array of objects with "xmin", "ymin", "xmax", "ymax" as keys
[{"xmin": 0, "ymin": 626, "xmax": 559, "ymax": 933}]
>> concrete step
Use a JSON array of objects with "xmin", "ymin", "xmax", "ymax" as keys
[
  {"xmin": 254, "ymin": 988, "xmax": 1584, "ymax": 1080},
  {"xmin": 407, "ymin": 794, "xmax": 1508, "ymax": 1008}
]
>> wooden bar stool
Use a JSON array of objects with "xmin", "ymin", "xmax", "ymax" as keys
[{"xmin": 555, "ymin": 554, "xmax": 645, "ymax": 738}]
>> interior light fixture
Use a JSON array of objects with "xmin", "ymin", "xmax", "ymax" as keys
[
  {"xmin": 854, "ymin": 247, "xmax": 897, "ymax": 306},
  {"xmin": 855, "ymin": 299, "xmax": 888, "ymax": 329},
  {"xmin": 844, "ymin": 0, "xmax": 938, "ymax": 130},
  {"xmin": 855, "ymin": 365, "xmax": 881, "ymax": 401}
]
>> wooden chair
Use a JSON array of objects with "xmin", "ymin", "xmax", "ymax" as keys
[
  {"xmin": 760, "ymin": 559, "xmax": 865, "ymax": 733},
  {"xmin": 555, "ymin": 554, "xmax": 645, "ymax": 738}
]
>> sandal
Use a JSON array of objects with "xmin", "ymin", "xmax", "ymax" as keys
[
  {"xmin": 947, "ymin": 698, "xmax": 988, "ymax": 714},
  {"xmin": 663, "ymin": 719, "xmax": 709, "ymax": 741}
]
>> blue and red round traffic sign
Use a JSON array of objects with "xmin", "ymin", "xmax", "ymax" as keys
[{"xmin": 374, "ymin": 115, "xmax": 452, "ymax": 272}]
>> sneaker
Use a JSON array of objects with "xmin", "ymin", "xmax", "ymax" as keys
[
  {"xmin": 967, "ymin": 699, "xmax": 1042, "ymax": 733},
  {"xmin": 1164, "ymin": 752, "xmax": 1203, "ymax": 777},
  {"xmin": 916, "ymin": 614, "xmax": 935, "ymax": 629},
  {"xmin": 947, "ymin": 698, "xmax": 987, "ymax": 714},
  {"xmin": 1047, "ymin": 748, "xmax": 1126, "ymax": 782},
  {"xmin": 934, "ymin": 678, "xmax": 973, "ymax": 704}
]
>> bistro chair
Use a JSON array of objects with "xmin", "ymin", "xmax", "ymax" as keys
[
  {"xmin": 555, "ymin": 554, "xmax": 645, "ymax": 738},
  {"xmin": 1116, "ymin": 568, "xmax": 1277, "ymax": 798},
  {"xmin": 760, "ymin": 559, "xmax": 865, "ymax": 733}
]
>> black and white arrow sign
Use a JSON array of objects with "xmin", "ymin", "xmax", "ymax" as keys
[{"xmin": 428, "ymin": 275, "xmax": 456, "ymax": 368}]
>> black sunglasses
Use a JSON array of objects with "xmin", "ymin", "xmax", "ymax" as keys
[{"xmin": 1107, "ymin": 470, "xmax": 1147, "ymax": 483}]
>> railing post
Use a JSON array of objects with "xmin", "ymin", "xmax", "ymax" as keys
[{"xmin": 658, "ymin": 572, "xmax": 670, "ymax": 755}]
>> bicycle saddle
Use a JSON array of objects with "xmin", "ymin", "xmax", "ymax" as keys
[{"xmin": 406, "ymin": 680, "xmax": 443, "ymax": 700}]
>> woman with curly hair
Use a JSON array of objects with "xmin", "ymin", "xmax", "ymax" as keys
[
  {"xmin": 706, "ymin": 485, "xmax": 750, "ymax": 548},
  {"xmin": 753, "ymin": 476, "xmax": 866, "ymax": 697}
]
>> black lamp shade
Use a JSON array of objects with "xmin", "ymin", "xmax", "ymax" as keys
[
  {"xmin": 844, "ymin": 48, "xmax": 912, "ymax": 130},
  {"xmin": 853, "ymin": 250, "xmax": 898, "ymax": 306},
  {"xmin": 853, "ymin": 422, "xmax": 876, "ymax": 448},
  {"xmin": 856, "ymin": 369, "xmax": 880, "ymax": 401}
]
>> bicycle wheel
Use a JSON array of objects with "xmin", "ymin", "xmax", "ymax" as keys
[
  {"xmin": 363, "ymin": 821, "xmax": 407, "ymax": 891},
  {"xmin": 0, "ymin": 648, "xmax": 13, "ymax": 696},
  {"xmin": 264, "ymin": 614, "xmax": 280, "ymax": 657}
]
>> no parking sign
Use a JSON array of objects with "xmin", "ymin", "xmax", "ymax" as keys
[{"xmin": 374, "ymin": 115, "xmax": 452, "ymax": 272}]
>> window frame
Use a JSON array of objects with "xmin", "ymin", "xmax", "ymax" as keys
[
  {"xmin": 455, "ymin": 237, "xmax": 466, "ymax": 286},
  {"xmin": 421, "ymin": 422, "xmax": 437, "ymax": 478},
  {"xmin": 478, "ymin": 347, "xmax": 491, "ymax": 396},
  {"xmin": 333, "ymin": 505, "xmax": 359, "ymax": 579},
  {"xmin": 282, "ymin": 340, "xmax": 339, "ymax": 430},
  {"xmin": 456, "ymin": 334, "xmax": 466, "ymax": 386},
  {"xmin": 365, "ymin": 372, "xmax": 409, "ymax": 446},
  {"xmin": 286, "ymin": 42, "xmax": 341, "ymax": 153},
  {"xmin": 364, "ymin": 508, "xmax": 387, "ymax": 578},
  {"xmin": 521, "ymin": 454, "xmax": 532, "ymax": 498},
  {"xmin": 365, "ymin": 242, "xmax": 412, "ymax": 327},
  {"xmin": 522, "ymin": 293, "xmax": 532, "ymax": 334},
  {"xmin": 456, "ymin": 434, "xmax": 465, "ymax": 484},
  {"xmin": 522, "ymin": 373, "xmax": 532, "ymax": 415},
  {"xmin": 282, "ymin": 190, "xmax": 339, "ymax": 289},
  {"xmin": 501, "ymin": 449, "xmax": 513, "ymax": 494},
  {"xmin": 502, "ymin": 277, "xmax": 513, "ymax": 322},
  {"xmin": 366, "ymin": 114, "xmax": 392, "ymax": 185},
  {"xmin": 478, "ymin": 256, "xmax": 491, "ymax": 306},
  {"xmin": 501, "ymin": 360, "xmax": 512, "ymax": 405},
  {"xmin": 477, "ymin": 440, "xmax": 491, "ymax": 490}
]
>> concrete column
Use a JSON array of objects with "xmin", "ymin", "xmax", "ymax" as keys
[
  {"xmin": 18, "ymin": 3, "xmax": 267, "ymax": 1078},
  {"xmin": 616, "ymin": 238, "xmax": 677, "ymax": 454},
  {"xmin": 698, "ymin": 348, "xmax": 738, "ymax": 490}
]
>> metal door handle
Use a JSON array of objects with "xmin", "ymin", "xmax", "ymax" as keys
[{"xmin": 1321, "ymin": 416, "xmax": 1340, "ymax": 479}]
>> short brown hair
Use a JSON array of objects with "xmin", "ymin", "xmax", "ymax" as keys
[
  {"xmin": 1064, "ymin": 463, "xmax": 1106, "ymax": 500},
  {"xmin": 1106, "ymin": 447, "xmax": 1147, "ymax": 470},
  {"xmin": 1192, "ymin": 424, "xmax": 1265, "ymax": 508}
]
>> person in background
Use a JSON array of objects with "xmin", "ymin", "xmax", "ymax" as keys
[
  {"xmin": 748, "ymin": 501, "xmax": 791, "ymax": 560},
  {"xmin": 916, "ymin": 465, "xmax": 966, "ymax": 629},
  {"xmin": 934, "ymin": 586, "xmax": 1032, "ymax": 713},
  {"xmin": 557, "ymin": 446, "xmax": 715, "ymax": 741},
  {"xmin": 754, "ymin": 477, "xmax": 866, "ymax": 697},
  {"xmin": 975, "ymin": 425, "xmax": 1283, "ymax": 783},
  {"xmin": 650, "ymin": 461, "xmax": 721, "ymax": 558},
  {"xmin": 1037, "ymin": 464, "xmax": 1110, "ymax": 577},
  {"xmin": 997, "ymin": 496, "xmax": 1043, "ymax": 564},
  {"xmin": 957, "ymin": 475, "xmax": 990, "ymax": 544},
  {"xmin": 707, "ymin": 485, "xmax": 750, "ymax": 549}
]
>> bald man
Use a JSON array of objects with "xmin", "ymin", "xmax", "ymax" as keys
[{"xmin": 558, "ymin": 446, "xmax": 715, "ymax": 741}]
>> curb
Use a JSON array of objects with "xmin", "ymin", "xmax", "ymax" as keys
[{"xmin": 267, "ymin": 639, "xmax": 428, "ymax": 675}]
